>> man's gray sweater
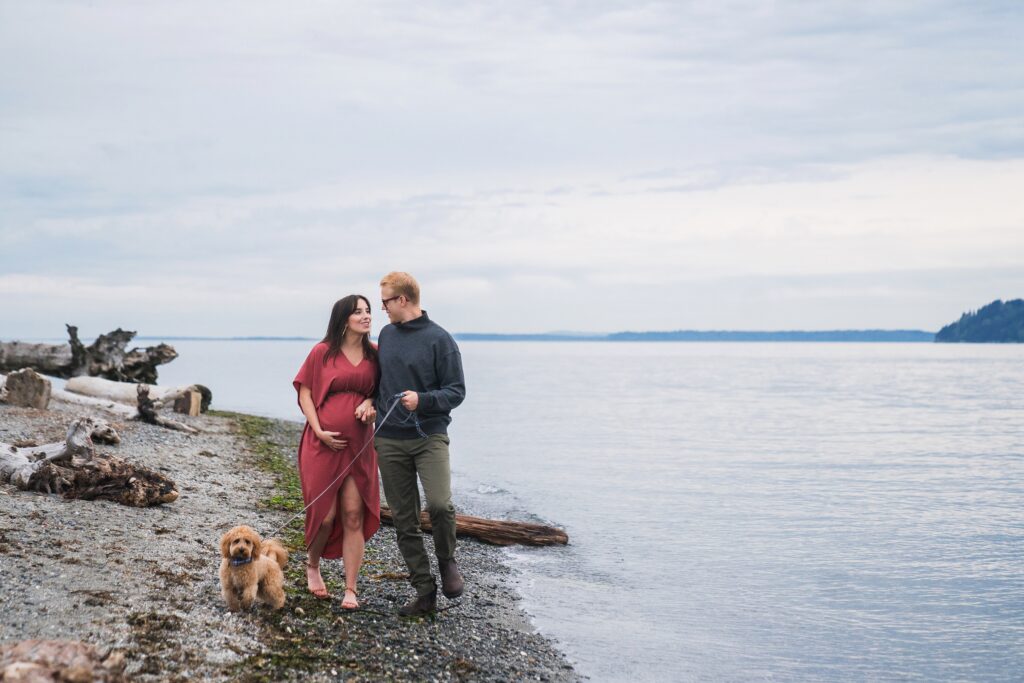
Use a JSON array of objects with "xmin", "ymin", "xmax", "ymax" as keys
[{"xmin": 375, "ymin": 311, "xmax": 466, "ymax": 439}]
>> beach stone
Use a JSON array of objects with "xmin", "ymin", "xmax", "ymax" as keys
[
  {"xmin": 3, "ymin": 369, "xmax": 51, "ymax": 409},
  {"xmin": 0, "ymin": 402, "xmax": 579, "ymax": 682}
]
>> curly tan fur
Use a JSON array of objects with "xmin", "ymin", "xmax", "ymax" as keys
[{"xmin": 218, "ymin": 525, "xmax": 288, "ymax": 611}]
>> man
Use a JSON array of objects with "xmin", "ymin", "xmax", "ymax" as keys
[{"xmin": 375, "ymin": 271, "xmax": 466, "ymax": 616}]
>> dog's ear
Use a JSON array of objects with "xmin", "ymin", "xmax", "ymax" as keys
[
  {"xmin": 249, "ymin": 532, "xmax": 262, "ymax": 557},
  {"xmin": 219, "ymin": 530, "xmax": 233, "ymax": 558}
]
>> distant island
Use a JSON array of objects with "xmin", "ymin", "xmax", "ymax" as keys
[
  {"xmin": 935, "ymin": 299, "xmax": 1024, "ymax": 343},
  {"xmin": 136, "ymin": 336, "xmax": 317, "ymax": 341},
  {"xmin": 456, "ymin": 330, "xmax": 936, "ymax": 342}
]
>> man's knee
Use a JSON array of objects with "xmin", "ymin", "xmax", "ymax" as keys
[
  {"xmin": 425, "ymin": 497, "xmax": 453, "ymax": 519},
  {"xmin": 389, "ymin": 500, "xmax": 423, "ymax": 531}
]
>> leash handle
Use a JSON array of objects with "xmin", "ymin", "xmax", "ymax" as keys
[
  {"xmin": 263, "ymin": 393, "xmax": 406, "ymax": 540},
  {"xmin": 387, "ymin": 390, "xmax": 429, "ymax": 438}
]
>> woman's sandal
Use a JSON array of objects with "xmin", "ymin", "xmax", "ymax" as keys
[
  {"xmin": 341, "ymin": 586, "xmax": 360, "ymax": 611},
  {"xmin": 306, "ymin": 562, "xmax": 332, "ymax": 600}
]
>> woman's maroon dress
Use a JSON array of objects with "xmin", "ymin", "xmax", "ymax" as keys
[{"xmin": 293, "ymin": 342, "xmax": 380, "ymax": 559}]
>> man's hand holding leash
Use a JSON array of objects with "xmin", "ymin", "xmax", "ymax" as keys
[{"xmin": 399, "ymin": 390, "xmax": 419, "ymax": 411}]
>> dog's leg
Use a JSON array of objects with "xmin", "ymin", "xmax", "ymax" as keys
[
  {"xmin": 261, "ymin": 580, "xmax": 286, "ymax": 610},
  {"xmin": 239, "ymin": 584, "xmax": 258, "ymax": 610},
  {"xmin": 222, "ymin": 585, "xmax": 241, "ymax": 612},
  {"xmin": 220, "ymin": 564, "xmax": 242, "ymax": 612}
]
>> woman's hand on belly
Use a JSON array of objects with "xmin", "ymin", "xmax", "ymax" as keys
[{"xmin": 314, "ymin": 428, "xmax": 348, "ymax": 451}]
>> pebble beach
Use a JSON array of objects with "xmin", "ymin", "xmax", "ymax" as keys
[{"xmin": 0, "ymin": 400, "xmax": 578, "ymax": 681}]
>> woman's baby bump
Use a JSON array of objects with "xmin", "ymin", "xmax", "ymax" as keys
[{"xmin": 317, "ymin": 392, "xmax": 364, "ymax": 434}]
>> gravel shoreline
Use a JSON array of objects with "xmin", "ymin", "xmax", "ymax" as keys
[{"xmin": 0, "ymin": 400, "xmax": 579, "ymax": 681}]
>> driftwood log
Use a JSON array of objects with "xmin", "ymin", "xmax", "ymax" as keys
[
  {"xmin": 172, "ymin": 391, "xmax": 203, "ymax": 416},
  {"xmin": 0, "ymin": 325, "xmax": 177, "ymax": 383},
  {"xmin": 0, "ymin": 373, "xmax": 200, "ymax": 434},
  {"xmin": 65, "ymin": 376, "xmax": 211, "ymax": 413},
  {"xmin": 380, "ymin": 504, "xmax": 568, "ymax": 547},
  {"xmin": 49, "ymin": 383, "xmax": 138, "ymax": 419},
  {"xmin": 0, "ymin": 417, "xmax": 178, "ymax": 506}
]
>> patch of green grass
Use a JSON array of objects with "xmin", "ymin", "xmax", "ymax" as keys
[
  {"xmin": 217, "ymin": 412, "xmax": 351, "ymax": 679},
  {"xmin": 218, "ymin": 411, "xmax": 305, "ymax": 547},
  {"xmin": 215, "ymin": 411, "xmax": 402, "ymax": 681}
]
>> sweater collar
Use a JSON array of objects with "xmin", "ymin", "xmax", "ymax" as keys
[{"xmin": 394, "ymin": 310, "xmax": 430, "ymax": 330}]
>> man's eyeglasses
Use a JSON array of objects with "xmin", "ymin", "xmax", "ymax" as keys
[{"xmin": 381, "ymin": 295, "xmax": 403, "ymax": 308}]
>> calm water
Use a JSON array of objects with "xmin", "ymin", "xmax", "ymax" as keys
[{"xmin": 157, "ymin": 341, "xmax": 1024, "ymax": 681}]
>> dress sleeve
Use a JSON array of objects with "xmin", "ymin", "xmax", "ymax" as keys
[{"xmin": 293, "ymin": 344, "xmax": 325, "ymax": 408}]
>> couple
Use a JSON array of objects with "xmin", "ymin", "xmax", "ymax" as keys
[{"xmin": 292, "ymin": 271, "xmax": 466, "ymax": 616}]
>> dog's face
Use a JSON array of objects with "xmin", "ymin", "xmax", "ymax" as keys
[{"xmin": 219, "ymin": 525, "xmax": 262, "ymax": 562}]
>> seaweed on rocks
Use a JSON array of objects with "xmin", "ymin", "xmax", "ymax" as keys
[
  {"xmin": 0, "ymin": 402, "xmax": 578, "ymax": 682},
  {"xmin": 223, "ymin": 412, "xmax": 580, "ymax": 682}
]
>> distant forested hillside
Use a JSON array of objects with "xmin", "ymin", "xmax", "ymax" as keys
[
  {"xmin": 456, "ymin": 330, "xmax": 936, "ymax": 342},
  {"xmin": 606, "ymin": 330, "xmax": 934, "ymax": 342},
  {"xmin": 935, "ymin": 299, "xmax": 1024, "ymax": 343}
]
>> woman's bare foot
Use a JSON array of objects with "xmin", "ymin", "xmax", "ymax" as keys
[
  {"xmin": 306, "ymin": 563, "xmax": 331, "ymax": 600},
  {"xmin": 341, "ymin": 586, "xmax": 359, "ymax": 610}
]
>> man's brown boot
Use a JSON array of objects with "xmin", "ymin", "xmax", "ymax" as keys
[
  {"xmin": 438, "ymin": 558, "xmax": 464, "ymax": 599},
  {"xmin": 398, "ymin": 588, "xmax": 437, "ymax": 617}
]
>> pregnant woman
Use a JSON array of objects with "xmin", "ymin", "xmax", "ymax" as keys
[{"xmin": 293, "ymin": 294, "xmax": 381, "ymax": 609}]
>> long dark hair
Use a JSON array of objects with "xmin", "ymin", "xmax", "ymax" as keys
[{"xmin": 321, "ymin": 294, "xmax": 378, "ymax": 366}]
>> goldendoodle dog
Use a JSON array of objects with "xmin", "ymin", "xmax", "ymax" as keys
[{"xmin": 218, "ymin": 525, "xmax": 288, "ymax": 611}]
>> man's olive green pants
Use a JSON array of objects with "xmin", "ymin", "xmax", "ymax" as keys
[{"xmin": 375, "ymin": 434, "xmax": 457, "ymax": 597}]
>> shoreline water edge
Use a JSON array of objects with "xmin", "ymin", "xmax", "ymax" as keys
[{"xmin": 0, "ymin": 401, "xmax": 579, "ymax": 681}]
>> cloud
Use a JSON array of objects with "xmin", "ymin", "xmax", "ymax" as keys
[
  {"xmin": 3, "ymin": 1, "xmax": 1021, "ymax": 206},
  {"xmin": 1, "ymin": 2, "xmax": 1022, "ymax": 336},
  {"xmin": 2, "ymin": 153, "xmax": 1021, "ymax": 336}
]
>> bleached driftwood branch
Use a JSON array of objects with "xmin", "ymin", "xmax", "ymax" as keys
[
  {"xmin": 0, "ymin": 418, "xmax": 101, "ymax": 489},
  {"xmin": 49, "ymin": 386, "xmax": 137, "ymax": 419},
  {"xmin": 65, "ymin": 376, "xmax": 211, "ymax": 413},
  {"xmin": 0, "ymin": 417, "xmax": 178, "ymax": 506}
]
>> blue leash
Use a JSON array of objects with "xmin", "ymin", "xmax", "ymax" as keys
[{"xmin": 387, "ymin": 392, "xmax": 429, "ymax": 438}]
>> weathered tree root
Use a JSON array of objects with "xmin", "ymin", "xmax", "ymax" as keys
[
  {"xmin": 136, "ymin": 385, "xmax": 199, "ymax": 435},
  {"xmin": 0, "ymin": 417, "xmax": 178, "ymax": 507},
  {"xmin": 0, "ymin": 325, "xmax": 177, "ymax": 383}
]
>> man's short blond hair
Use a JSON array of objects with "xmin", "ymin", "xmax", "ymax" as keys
[{"xmin": 380, "ymin": 271, "xmax": 421, "ymax": 305}]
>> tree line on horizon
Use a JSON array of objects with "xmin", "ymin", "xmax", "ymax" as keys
[
  {"xmin": 935, "ymin": 299, "xmax": 1024, "ymax": 343},
  {"xmin": 125, "ymin": 299, "xmax": 1023, "ymax": 343}
]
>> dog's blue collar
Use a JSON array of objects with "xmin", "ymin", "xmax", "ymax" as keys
[{"xmin": 230, "ymin": 557, "xmax": 253, "ymax": 566}]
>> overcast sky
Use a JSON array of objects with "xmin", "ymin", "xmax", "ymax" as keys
[{"xmin": 2, "ymin": 1, "xmax": 1023, "ymax": 338}]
